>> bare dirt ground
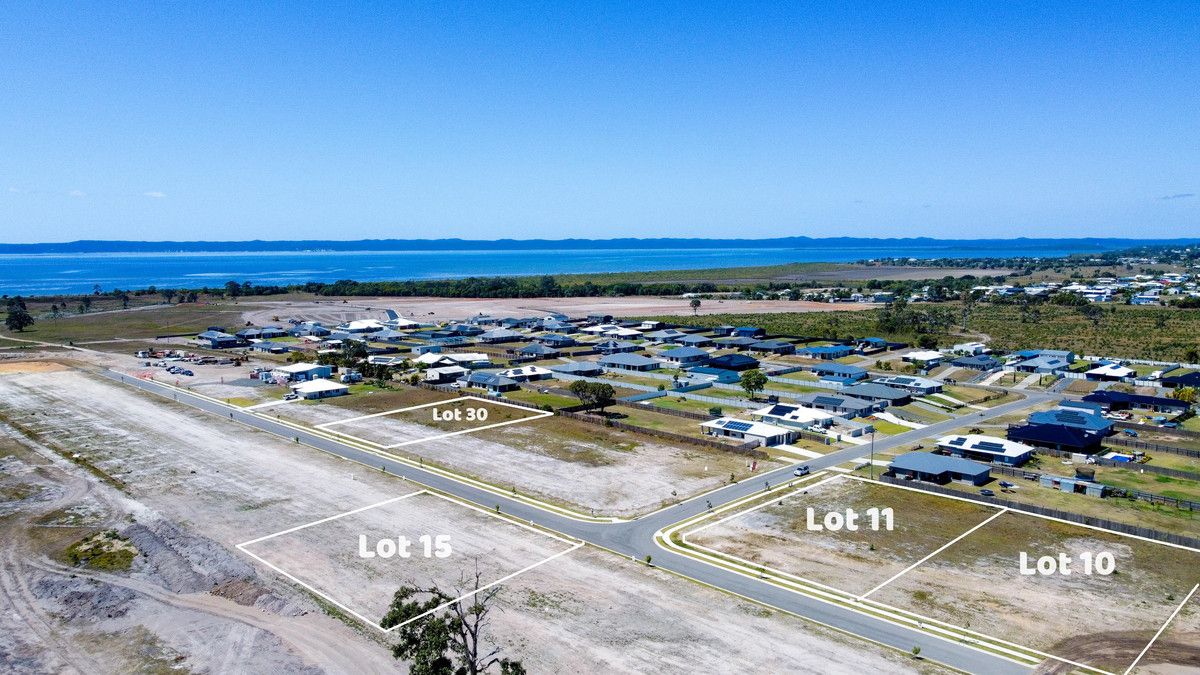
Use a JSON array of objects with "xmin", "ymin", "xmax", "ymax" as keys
[
  {"xmin": 690, "ymin": 474, "xmax": 1200, "ymax": 672},
  {"xmin": 875, "ymin": 510, "xmax": 1200, "ymax": 670},
  {"xmin": 241, "ymin": 491, "xmax": 575, "ymax": 625},
  {"xmin": 271, "ymin": 397, "xmax": 776, "ymax": 516},
  {"xmin": 0, "ymin": 362, "xmax": 933, "ymax": 673},
  {"xmin": 238, "ymin": 295, "xmax": 880, "ymax": 325},
  {"xmin": 688, "ymin": 476, "xmax": 1000, "ymax": 595}
]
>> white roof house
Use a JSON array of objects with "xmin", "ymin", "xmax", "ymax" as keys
[
  {"xmin": 936, "ymin": 434, "xmax": 1034, "ymax": 465},
  {"xmin": 498, "ymin": 365, "xmax": 554, "ymax": 382},
  {"xmin": 290, "ymin": 379, "xmax": 349, "ymax": 399},
  {"xmin": 903, "ymin": 350, "xmax": 944, "ymax": 363},
  {"xmin": 750, "ymin": 403, "xmax": 836, "ymax": 428},
  {"xmin": 1085, "ymin": 363, "xmax": 1135, "ymax": 379},
  {"xmin": 339, "ymin": 319, "xmax": 386, "ymax": 332},
  {"xmin": 701, "ymin": 417, "xmax": 798, "ymax": 447},
  {"xmin": 414, "ymin": 352, "xmax": 490, "ymax": 367}
]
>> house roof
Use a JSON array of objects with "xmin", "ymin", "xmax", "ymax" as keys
[
  {"xmin": 461, "ymin": 372, "xmax": 517, "ymax": 386},
  {"xmin": 936, "ymin": 434, "xmax": 1034, "ymax": 459},
  {"xmin": 952, "ymin": 354, "xmax": 1000, "ymax": 368},
  {"xmin": 661, "ymin": 346, "xmax": 709, "ymax": 359},
  {"xmin": 752, "ymin": 339, "xmax": 795, "ymax": 349},
  {"xmin": 275, "ymin": 362, "xmax": 328, "ymax": 374},
  {"xmin": 714, "ymin": 336, "xmax": 760, "ymax": 347},
  {"xmin": 479, "ymin": 328, "xmax": 523, "ymax": 339},
  {"xmin": 1008, "ymin": 423, "xmax": 1104, "ymax": 448},
  {"xmin": 1083, "ymin": 390, "xmax": 1191, "ymax": 410},
  {"xmin": 890, "ymin": 452, "xmax": 990, "ymax": 477},
  {"xmin": 799, "ymin": 344, "xmax": 849, "ymax": 354},
  {"xmin": 700, "ymin": 417, "xmax": 793, "ymax": 439},
  {"xmin": 810, "ymin": 363, "xmax": 866, "ymax": 376},
  {"xmin": 904, "ymin": 350, "xmax": 944, "ymax": 361},
  {"xmin": 752, "ymin": 403, "xmax": 835, "ymax": 425},
  {"xmin": 676, "ymin": 334, "xmax": 713, "ymax": 344},
  {"xmin": 1017, "ymin": 355, "xmax": 1070, "ymax": 370},
  {"xmin": 291, "ymin": 379, "xmax": 347, "ymax": 394},
  {"xmin": 709, "ymin": 353, "xmax": 759, "ymax": 368},
  {"xmin": 549, "ymin": 361, "xmax": 603, "ymax": 374},
  {"xmin": 599, "ymin": 353, "xmax": 660, "ymax": 367},
  {"xmin": 1162, "ymin": 372, "xmax": 1200, "ymax": 388},
  {"xmin": 518, "ymin": 343, "xmax": 558, "ymax": 355},
  {"xmin": 842, "ymin": 383, "xmax": 910, "ymax": 400},
  {"xmin": 873, "ymin": 375, "xmax": 940, "ymax": 389},
  {"xmin": 795, "ymin": 393, "xmax": 876, "ymax": 412},
  {"xmin": 1085, "ymin": 362, "xmax": 1135, "ymax": 378},
  {"xmin": 1028, "ymin": 409, "xmax": 1113, "ymax": 431},
  {"xmin": 499, "ymin": 365, "xmax": 553, "ymax": 379}
]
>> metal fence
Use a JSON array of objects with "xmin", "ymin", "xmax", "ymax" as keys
[{"xmin": 1106, "ymin": 436, "xmax": 1200, "ymax": 459}]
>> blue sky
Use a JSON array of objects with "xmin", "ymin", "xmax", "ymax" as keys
[{"xmin": 1, "ymin": 2, "xmax": 1197, "ymax": 243}]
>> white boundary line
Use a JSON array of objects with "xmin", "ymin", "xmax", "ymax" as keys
[
  {"xmin": 308, "ymin": 394, "xmax": 554, "ymax": 449},
  {"xmin": 858, "ymin": 508, "xmax": 1010, "ymax": 600},
  {"xmin": 842, "ymin": 474, "xmax": 1200, "ymax": 554},
  {"xmin": 684, "ymin": 475, "xmax": 845, "ymax": 537},
  {"xmin": 315, "ymin": 395, "xmax": 546, "ymax": 429},
  {"xmin": 237, "ymin": 489, "xmax": 582, "ymax": 633},
  {"xmin": 666, "ymin": 471, "xmax": 1200, "ymax": 675},
  {"xmin": 1122, "ymin": 583, "xmax": 1198, "ymax": 675}
]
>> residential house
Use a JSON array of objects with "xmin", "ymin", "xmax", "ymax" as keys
[
  {"xmin": 478, "ymin": 328, "xmax": 524, "ymax": 344},
  {"xmin": 423, "ymin": 366, "xmax": 469, "ymax": 384},
  {"xmin": 595, "ymin": 339, "xmax": 641, "ymax": 354},
  {"xmin": 548, "ymin": 361, "xmax": 604, "ymax": 377},
  {"xmin": 1082, "ymin": 391, "xmax": 1192, "ymax": 414},
  {"xmin": 750, "ymin": 403, "xmax": 836, "ymax": 430},
  {"xmin": 797, "ymin": 344, "xmax": 850, "ymax": 360},
  {"xmin": 700, "ymin": 417, "xmax": 797, "ymax": 447},
  {"xmin": 270, "ymin": 362, "xmax": 333, "ymax": 383},
  {"xmin": 936, "ymin": 434, "xmax": 1034, "ymax": 466},
  {"xmin": 290, "ymin": 379, "xmax": 348, "ymax": 400},
  {"xmin": 871, "ymin": 375, "xmax": 942, "ymax": 395},
  {"xmin": 457, "ymin": 372, "xmax": 519, "ymax": 394},
  {"xmin": 888, "ymin": 452, "xmax": 991, "ymax": 486},
  {"xmin": 794, "ymin": 393, "xmax": 882, "ymax": 417},
  {"xmin": 707, "ymin": 353, "xmax": 760, "ymax": 371},
  {"xmin": 598, "ymin": 353, "xmax": 662, "ymax": 372},
  {"xmin": 498, "ymin": 365, "xmax": 554, "ymax": 382},
  {"xmin": 660, "ymin": 346, "xmax": 711, "ymax": 367},
  {"xmin": 516, "ymin": 343, "xmax": 559, "ymax": 359},
  {"xmin": 840, "ymin": 383, "xmax": 912, "ymax": 406},
  {"xmin": 809, "ymin": 363, "xmax": 868, "ymax": 384}
]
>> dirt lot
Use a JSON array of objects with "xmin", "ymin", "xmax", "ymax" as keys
[
  {"xmin": 238, "ymin": 296, "xmax": 879, "ymax": 325},
  {"xmin": 0, "ymin": 363, "xmax": 928, "ymax": 673},
  {"xmin": 689, "ymin": 474, "xmax": 1200, "ymax": 672},
  {"xmin": 874, "ymin": 510, "xmax": 1200, "ymax": 671},
  {"xmin": 268, "ymin": 396, "xmax": 776, "ymax": 516},
  {"xmin": 687, "ymin": 475, "xmax": 1000, "ymax": 595}
]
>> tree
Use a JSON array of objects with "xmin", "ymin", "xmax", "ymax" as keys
[
  {"xmin": 1078, "ymin": 304, "xmax": 1104, "ymax": 328},
  {"xmin": 224, "ymin": 280, "xmax": 242, "ymax": 298},
  {"xmin": 567, "ymin": 381, "xmax": 616, "ymax": 413},
  {"xmin": 739, "ymin": 369, "xmax": 768, "ymax": 401},
  {"xmin": 1172, "ymin": 387, "xmax": 1197, "ymax": 404},
  {"xmin": 161, "ymin": 288, "xmax": 176, "ymax": 304},
  {"xmin": 689, "ymin": 298, "xmax": 701, "ymax": 315},
  {"xmin": 4, "ymin": 306, "xmax": 34, "ymax": 332},
  {"xmin": 381, "ymin": 566, "xmax": 525, "ymax": 675}
]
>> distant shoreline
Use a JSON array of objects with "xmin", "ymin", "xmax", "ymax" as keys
[{"xmin": 2, "ymin": 236, "xmax": 1196, "ymax": 255}]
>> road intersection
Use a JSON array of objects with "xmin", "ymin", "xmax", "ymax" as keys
[{"xmin": 106, "ymin": 369, "xmax": 1054, "ymax": 674}]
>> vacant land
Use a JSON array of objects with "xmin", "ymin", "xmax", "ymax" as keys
[
  {"xmin": 0, "ymin": 362, "xmax": 926, "ymax": 673},
  {"xmin": 688, "ymin": 476, "xmax": 1000, "ymax": 595},
  {"xmin": 240, "ymin": 491, "xmax": 575, "ymax": 626},
  {"xmin": 255, "ymin": 384, "xmax": 776, "ymax": 516},
  {"xmin": 874, "ymin": 510, "xmax": 1200, "ymax": 672}
]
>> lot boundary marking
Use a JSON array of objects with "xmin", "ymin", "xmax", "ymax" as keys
[
  {"xmin": 237, "ymin": 488, "xmax": 582, "ymax": 633},
  {"xmin": 309, "ymin": 394, "xmax": 554, "ymax": 449},
  {"xmin": 663, "ymin": 470, "xmax": 1200, "ymax": 674},
  {"xmin": 858, "ymin": 508, "xmax": 1009, "ymax": 600},
  {"xmin": 1123, "ymin": 583, "xmax": 1199, "ymax": 675}
]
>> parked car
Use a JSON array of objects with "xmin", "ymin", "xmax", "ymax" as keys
[
  {"xmin": 283, "ymin": 393, "xmax": 298, "ymax": 401},
  {"xmin": 1122, "ymin": 429, "xmax": 1138, "ymax": 437},
  {"xmin": 793, "ymin": 465, "xmax": 811, "ymax": 477},
  {"xmin": 979, "ymin": 488, "xmax": 995, "ymax": 497}
]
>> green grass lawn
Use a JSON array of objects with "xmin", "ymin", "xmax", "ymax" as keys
[
  {"xmin": 501, "ymin": 388, "xmax": 579, "ymax": 410},
  {"xmin": 2, "ymin": 301, "xmax": 249, "ymax": 344},
  {"xmin": 866, "ymin": 417, "xmax": 911, "ymax": 435}
]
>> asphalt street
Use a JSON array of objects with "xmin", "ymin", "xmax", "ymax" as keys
[{"xmin": 105, "ymin": 370, "xmax": 1050, "ymax": 674}]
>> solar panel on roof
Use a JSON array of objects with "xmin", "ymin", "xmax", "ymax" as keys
[
  {"xmin": 724, "ymin": 421, "xmax": 753, "ymax": 432},
  {"xmin": 976, "ymin": 441, "xmax": 1005, "ymax": 451},
  {"xmin": 812, "ymin": 396, "xmax": 842, "ymax": 406}
]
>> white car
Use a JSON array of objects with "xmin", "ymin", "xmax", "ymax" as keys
[{"xmin": 793, "ymin": 466, "xmax": 811, "ymax": 477}]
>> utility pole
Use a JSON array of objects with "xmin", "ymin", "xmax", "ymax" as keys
[{"xmin": 870, "ymin": 430, "xmax": 876, "ymax": 480}]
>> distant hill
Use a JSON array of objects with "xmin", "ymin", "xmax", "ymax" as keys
[{"xmin": 1, "ymin": 236, "xmax": 1193, "ymax": 255}]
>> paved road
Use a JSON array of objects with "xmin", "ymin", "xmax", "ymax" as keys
[{"xmin": 104, "ymin": 370, "xmax": 1051, "ymax": 674}]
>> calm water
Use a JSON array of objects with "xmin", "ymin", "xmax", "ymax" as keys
[{"xmin": 0, "ymin": 240, "xmax": 1156, "ymax": 296}]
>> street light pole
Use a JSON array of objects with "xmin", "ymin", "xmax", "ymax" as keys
[{"xmin": 870, "ymin": 430, "xmax": 876, "ymax": 480}]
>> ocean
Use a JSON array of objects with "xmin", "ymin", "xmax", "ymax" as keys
[{"xmin": 0, "ymin": 239, "xmax": 1171, "ymax": 296}]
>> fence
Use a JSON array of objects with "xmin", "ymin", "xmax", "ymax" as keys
[
  {"xmin": 878, "ymin": 475, "xmax": 1200, "ymax": 549},
  {"xmin": 557, "ymin": 410, "xmax": 766, "ymax": 457},
  {"xmin": 1107, "ymin": 436, "xmax": 1200, "ymax": 459},
  {"xmin": 615, "ymin": 399, "xmax": 715, "ymax": 421},
  {"xmin": 1035, "ymin": 445, "xmax": 1200, "ymax": 481},
  {"xmin": 1115, "ymin": 421, "xmax": 1200, "ymax": 440}
]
